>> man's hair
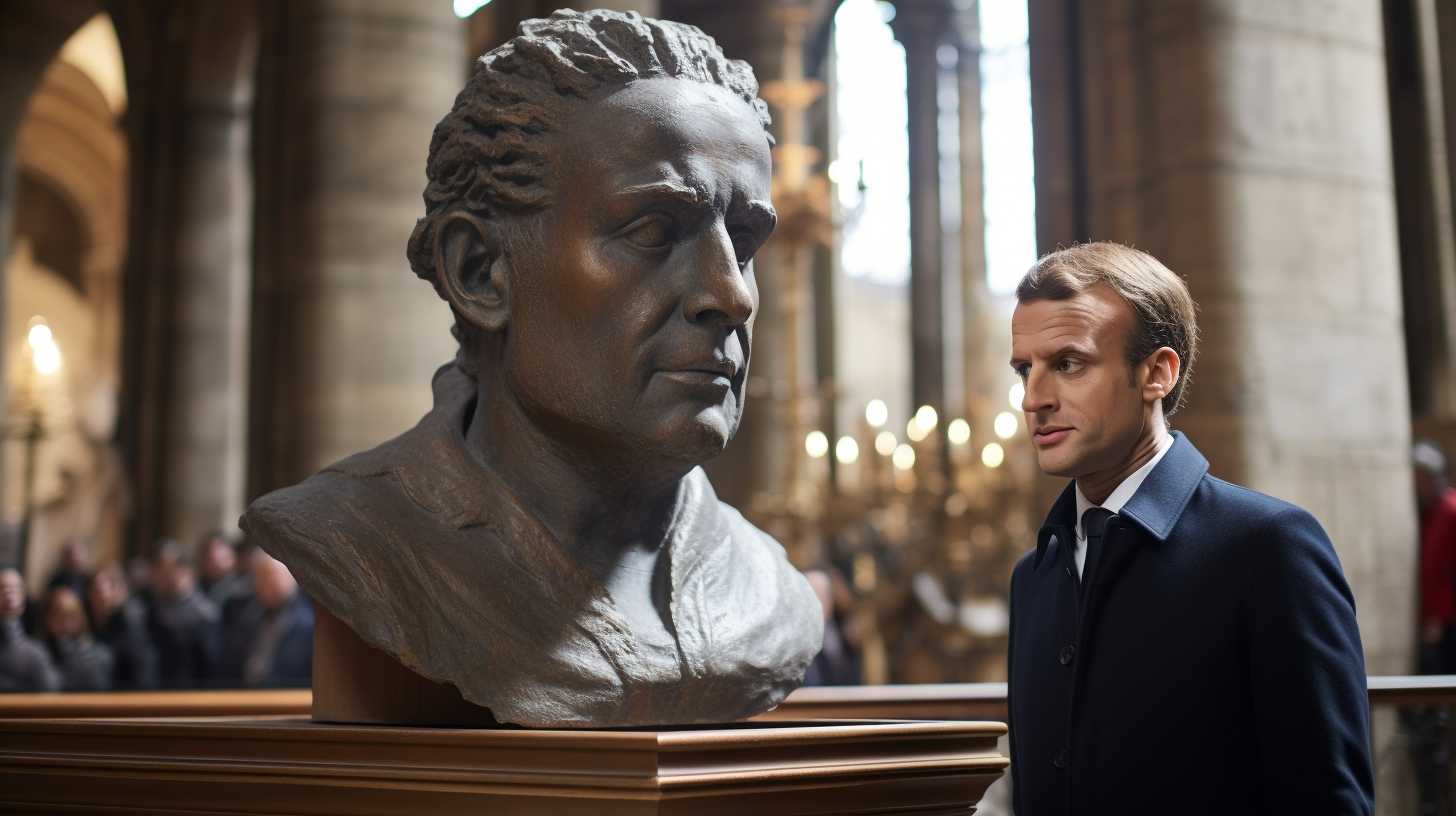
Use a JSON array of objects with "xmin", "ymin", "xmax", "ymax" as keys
[
  {"xmin": 1016, "ymin": 242, "xmax": 1199, "ymax": 417},
  {"xmin": 405, "ymin": 9, "xmax": 772, "ymax": 373},
  {"xmin": 1414, "ymin": 440, "xmax": 1448, "ymax": 478}
]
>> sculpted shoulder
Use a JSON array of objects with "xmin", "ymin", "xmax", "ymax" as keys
[
  {"xmin": 688, "ymin": 499, "xmax": 824, "ymax": 706},
  {"xmin": 239, "ymin": 431, "xmax": 447, "ymax": 655}
]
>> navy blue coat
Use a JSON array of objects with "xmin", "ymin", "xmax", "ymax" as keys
[{"xmin": 1008, "ymin": 432, "xmax": 1373, "ymax": 815}]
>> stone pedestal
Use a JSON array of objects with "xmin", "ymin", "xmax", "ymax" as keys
[{"xmin": 0, "ymin": 716, "xmax": 1008, "ymax": 814}]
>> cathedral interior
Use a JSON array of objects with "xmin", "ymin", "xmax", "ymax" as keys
[{"xmin": 2, "ymin": 0, "xmax": 1456, "ymax": 809}]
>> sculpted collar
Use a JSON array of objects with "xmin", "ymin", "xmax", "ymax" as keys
[{"xmin": 244, "ymin": 363, "xmax": 822, "ymax": 727}]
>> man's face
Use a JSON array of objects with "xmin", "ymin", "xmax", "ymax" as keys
[
  {"xmin": 200, "ymin": 539, "xmax": 235, "ymax": 582},
  {"xmin": 0, "ymin": 569, "xmax": 24, "ymax": 621},
  {"xmin": 251, "ymin": 553, "xmax": 298, "ymax": 611},
  {"xmin": 1010, "ymin": 284, "xmax": 1149, "ymax": 479},
  {"xmin": 45, "ymin": 588, "xmax": 85, "ymax": 639},
  {"xmin": 500, "ymin": 78, "xmax": 775, "ymax": 469},
  {"xmin": 88, "ymin": 569, "xmax": 125, "ymax": 619}
]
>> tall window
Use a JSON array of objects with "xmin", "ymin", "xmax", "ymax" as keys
[
  {"xmin": 979, "ymin": 0, "xmax": 1036, "ymax": 293},
  {"xmin": 832, "ymin": 0, "xmax": 910, "ymax": 285},
  {"xmin": 831, "ymin": 0, "xmax": 914, "ymax": 435}
]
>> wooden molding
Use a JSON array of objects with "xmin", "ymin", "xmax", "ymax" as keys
[{"xmin": 0, "ymin": 716, "xmax": 1007, "ymax": 814}]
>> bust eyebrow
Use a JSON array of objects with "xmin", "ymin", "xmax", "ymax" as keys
[
  {"xmin": 741, "ymin": 199, "xmax": 777, "ymax": 225},
  {"xmin": 614, "ymin": 181, "xmax": 712, "ymax": 208}
]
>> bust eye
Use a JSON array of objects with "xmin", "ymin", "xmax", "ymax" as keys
[
  {"xmin": 623, "ymin": 215, "xmax": 672, "ymax": 250},
  {"xmin": 730, "ymin": 231, "xmax": 754, "ymax": 268}
]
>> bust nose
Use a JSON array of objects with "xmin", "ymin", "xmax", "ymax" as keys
[{"xmin": 683, "ymin": 222, "xmax": 755, "ymax": 327}]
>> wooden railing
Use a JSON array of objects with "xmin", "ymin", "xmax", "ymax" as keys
[
  {"xmin": 0, "ymin": 689, "xmax": 310, "ymax": 719},
  {"xmin": 0, "ymin": 676, "xmax": 1451, "ymax": 721}
]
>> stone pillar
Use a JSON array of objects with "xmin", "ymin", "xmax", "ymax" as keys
[
  {"xmin": 253, "ymin": 1, "xmax": 461, "ymax": 489},
  {"xmin": 161, "ymin": 2, "xmax": 258, "ymax": 542},
  {"xmin": 892, "ymin": 0, "xmax": 952, "ymax": 414},
  {"xmin": 1031, "ymin": 1, "xmax": 1416, "ymax": 673},
  {"xmin": 1388, "ymin": 0, "xmax": 1456, "ymax": 456},
  {"xmin": 954, "ymin": 0, "xmax": 997, "ymax": 415}
]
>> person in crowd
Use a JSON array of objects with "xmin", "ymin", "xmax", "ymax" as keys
[
  {"xmin": 148, "ymin": 540, "xmax": 221, "ymax": 688},
  {"xmin": 46, "ymin": 538, "xmax": 91, "ymax": 600},
  {"xmin": 125, "ymin": 555, "xmax": 152, "ymax": 601},
  {"xmin": 220, "ymin": 550, "xmax": 312, "ymax": 688},
  {"xmin": 1411, "ymin": 440, "xmax": 1456, "ymax": 816},
  {"xmin": 1005, "ymin": 242, "xmax": 1372, "ymax": 814},
  {"xmin": 196, "ymin": 531, "xmax": 252, "ymax": 626},
  {"xmin": 801, "ymin": 566, "xmax": 861, "ymax": 686},
  {"xmin": 0, "ymin": 567, "xmax": 60, "ymax": 692},
  {"xmin": 86, "ymin": 565, "xmax": 159, "ymax": 690},
  {"xmin": 1415, "ymin": 440, "xmax": 1456, "ymax": 673},
  {"xmin": 42, "ymin": 585, "xmax": 113, "ymax": 692}
]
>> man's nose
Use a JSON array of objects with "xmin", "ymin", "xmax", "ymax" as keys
[
  {"xmin": 682, "ymin": 222, "xmax": 754, "ymax": 327},
  {"xmin": 1022, "ymin": 369, "xmax": 1056, "ymax": 414}
]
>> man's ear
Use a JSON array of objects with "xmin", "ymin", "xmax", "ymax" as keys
[
  {"xmin": 1140, "ymin": 347, "xmax": 1181, "ymax": 404},
  {"xmin": 434, "ymin": 211, "xmax": 510, "ymax": 333}
]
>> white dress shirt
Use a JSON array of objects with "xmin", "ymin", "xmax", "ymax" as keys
[{"xmin": 1071, "ymin": 432, "xmax": 1175, "ymax": 577}]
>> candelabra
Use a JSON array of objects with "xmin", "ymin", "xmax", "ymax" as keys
[
  {"xmin": 749, "ymin": 1, "xmax": 1038, "ymax": 684},
  {"xmin": 5, "ymin": 317, "xmax": 63, "ymax": 579},
  {"xmin": 788, "ymin": 386, "xmax": 1038, "ymax": 684}
]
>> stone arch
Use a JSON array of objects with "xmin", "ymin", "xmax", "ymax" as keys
[{"xmin": 3, "ymin": 11, "xmax": 130, "ymax": 585}]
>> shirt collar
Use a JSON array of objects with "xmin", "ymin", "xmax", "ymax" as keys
[
  {"xmin": 1036, "ymin": 430, "xmax": 1210, "ymax": 567},
  {"xmin": 1074, "ymin": 431, "xmax": 1174, "ymax": 540}
]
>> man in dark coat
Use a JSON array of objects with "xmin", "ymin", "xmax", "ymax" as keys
[
  {"xmin": 147, "ymin": 542, "xmax": 222, "ymax": 688},
  {"xmin": 220, "ymin": 550, "xmax": 312, "ymax": 688},
  {"xmin": 0, "ymin": 568, "xmax": 60, "ymax": 692},
  {"xmin": 86, "ymin": 566, "xmax": 159, "ymax": 690},
  {"xmin": 1006, "ymin": 242, "xmax": 1372, "ymax": 815},
  {"xmin": 42, "ymin": 586, "xmax": 113, "ymax": 692}
]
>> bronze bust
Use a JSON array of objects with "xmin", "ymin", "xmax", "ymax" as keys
[{"xmin": 241, "ymin": 9, "xmax": 823, "ymax": 728}]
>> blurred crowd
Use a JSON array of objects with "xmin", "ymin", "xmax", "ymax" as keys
[{"xmin": 0, "ymin": 534, "xmax": 312, "ymax": 693}]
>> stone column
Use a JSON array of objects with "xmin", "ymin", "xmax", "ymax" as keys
[
  {"xmin": 254, "ymin": 1, "xmax": 461, "ymax": 488},
  {"xmin": 892, "ymin": 0, "xmax": 952, "ymax": 414},
  {"xmin": 161, "ymin": 2, "xmax": 258, "ymax": 542},
  {"xmin": 1031, "ymin": 1, "xmax": 1416, "ymax": 673},
  {"xmin": 954, "ymin": 0, "xmax": 997, "ymax": 415},
  {"xmin": 1389, "ymin": 0, "xmax": 1456, "ymax": 456}
]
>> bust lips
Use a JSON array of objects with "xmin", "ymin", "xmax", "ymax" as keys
[{"xmin": 652, "ymin": 354, "xmax": 742, "ymax": 393}]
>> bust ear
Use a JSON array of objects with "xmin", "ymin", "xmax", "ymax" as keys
[{"xmin": 434, "ymin": 211, "xmax": 510, "ymax": 333}]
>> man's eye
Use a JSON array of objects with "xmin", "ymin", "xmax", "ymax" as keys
[
  {"xmin": 1056, "ymin": 358, "xmax": 1083, "ymax": 373},
  {"xmin": 624, "ymin": 217, "xmax": 671, "ymax": 249}
]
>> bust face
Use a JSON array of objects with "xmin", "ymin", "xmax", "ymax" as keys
[{"xmin": 497, "ymin": 77, "xmax": 776, "ymax": 470}]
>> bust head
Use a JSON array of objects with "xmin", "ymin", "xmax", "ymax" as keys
[
  {"xmin": 243, "ymin": 10, "xmax": 820, "ymax": 728},
  {"xmin": 408, "ymin": 10, "xmax": 776, "ymax": 476}
]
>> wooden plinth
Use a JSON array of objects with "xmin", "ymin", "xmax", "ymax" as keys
[
  {"xmin": 312, "ymin": 605, "xmax": 496, "ymax": 725},
  {"xmin": 0, "ymin": 716, "xmax": 1007, "ymax": 815}
]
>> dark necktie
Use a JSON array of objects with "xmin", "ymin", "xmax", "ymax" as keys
[{"xmin": 1080, "ymin": 507, "xmax": 1116, "ymax": 586}]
